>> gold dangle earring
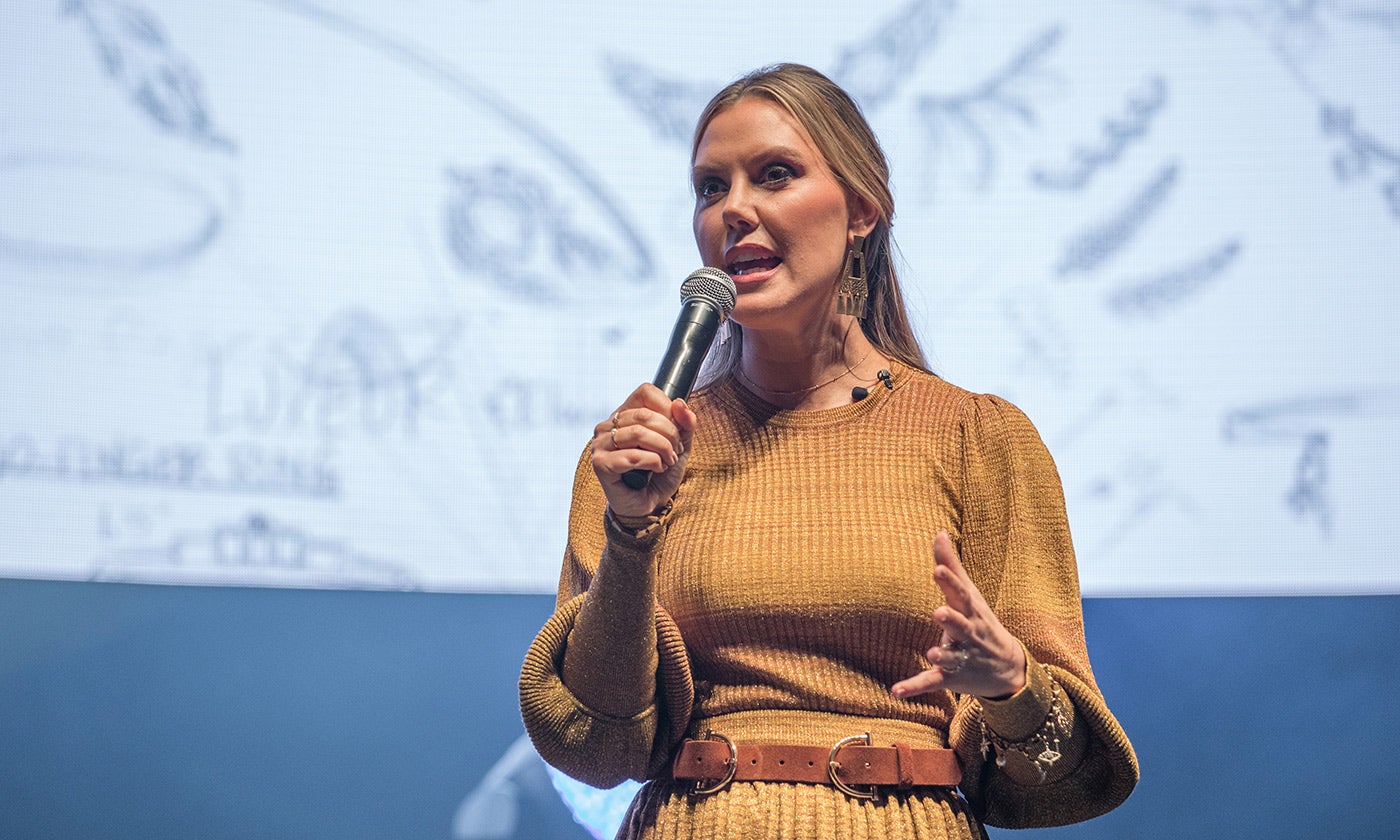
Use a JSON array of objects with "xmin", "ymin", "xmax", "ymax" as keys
[{"xmin": 837, "ymin": 234, "xmax": 867, "ymax": 318}]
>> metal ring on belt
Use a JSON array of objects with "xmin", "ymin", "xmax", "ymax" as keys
[
  {"xmin": 671, "ymin": 732, "xmax": 962, "ymax": 800},
  {"xmin": 689, "ymin": 729, "xmax": 738, "ymax": 796}
]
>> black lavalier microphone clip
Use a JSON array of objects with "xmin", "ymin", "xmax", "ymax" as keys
[{"xmin": 853, "ymin": 370, "xmax": 892, "ymax": 402}]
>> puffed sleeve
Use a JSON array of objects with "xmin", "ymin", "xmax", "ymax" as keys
[
  {"xmin": 518, "ymin": 445, "xmax": 695, "ymax": 788},
  {"xmin": 946, "ymin": 394, "xmax": 1139, "ymax": 828}
]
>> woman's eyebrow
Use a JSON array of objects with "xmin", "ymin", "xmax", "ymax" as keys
[{"xmin": 692, "ymin": 145, "xmax": 808, "ymax": 176}]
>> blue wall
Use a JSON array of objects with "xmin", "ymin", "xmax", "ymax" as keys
[{"xmin": 2, "ymin": 581, "xmax": 1396, "ymax": 839}]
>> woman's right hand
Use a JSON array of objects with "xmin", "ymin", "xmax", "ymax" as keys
[{"xmin": 591, "ymin": 383, "xmax": 697, "ymax": 518}]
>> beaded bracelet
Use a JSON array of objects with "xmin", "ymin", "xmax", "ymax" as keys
[
  {"xmin": 979, "ymin": 666, "xmax": 1070, "ymax": 783},
  {"xmin": 608, "ymin": 501, "xmax": 674, "ymax": 537}
]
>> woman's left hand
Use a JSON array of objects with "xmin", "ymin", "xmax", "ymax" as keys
[{"xmin": 891, "ymin": 530, "xmax": 1028, "ymax": 701}]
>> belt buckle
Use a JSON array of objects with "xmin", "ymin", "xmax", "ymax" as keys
[
  {"xmin": 828, "ymin": 732, "xmax": 881, "ymax": 801},
  {"xmin": 690, "ymin": 729, "xmax": 738, "ymax": 797}
]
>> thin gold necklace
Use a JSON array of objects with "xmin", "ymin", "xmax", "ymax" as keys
[{"xmin": 735, "ymin": 345, "xmax": 876, "ymax": 396}]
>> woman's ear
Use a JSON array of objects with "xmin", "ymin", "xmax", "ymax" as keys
[{"xmin": 847, "ymin": 192, "xmax": 880, "ymax": 239}]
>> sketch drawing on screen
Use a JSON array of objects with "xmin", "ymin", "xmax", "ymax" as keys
[
  {"xmin": 2, "ymin": 0, "xmax": 682, "ymax": 591},
  {"xmin": 0, "ymin": 154, "xmax": 224, "ymax": 273},
  {"xmin": 1150, "ymin": 0, "xmax": 1400, "ymax": 220},
  {"xmin": 1002, "ymin": 289, "xmax": 1075, "ymax": 386},
  {"xmin": 1049, "ymin": 374, "xmax": 1197, "ymax": 558},
  {"xmin": 206, "ymin": 310, "xmax": 461, "ymax": 440},
  {"xmin": 605, "ymin": 0, "xmax": 956, "ymax": 145},
  {"xmin": 1032, "ymin": 75, "xmax": 1169, "ymax": 193},
  {"xmin": 441, "ymin": 164, "xmax": 648, "ymax": 306},
  {"xmin": 830, "ymin": 0, "xmax": 956, "ymax": 106},
  {"xmin": 1324, "ymin": 104, "xmax": 1400, "ymax": 219},
  {"xmin": 602, "ymin": 56, "xmax": 716, "ymax": 145},
  {"xmin": 606, "ymin": 8, "xmax": 1064, "ymax": 195},
  {"xmin": 3, "ymin": 0, "xmax": 1397, "ymax": 595},
  {"xmin": 253, "ymin": 1, "xmax": 673, "ymax": 566},
  {"xmin": 1074, "ymin": 453, "xmax": 1196, "ymax": 555},
  {"xmin": 0, "ymin": 433, "xmax": 340, "ymax": 499},
  {"xmin": 92, "ymin": 512, "xmax": 418, "ymax": 589},
  {"xmin": 64, "ymin": 0, "xmax": 238, "ymax": 151},
  {"xmin": 1056, "ymin": 163, "xmax": 1180, "ymax": 277},
  {"xmin": 1223, "ymin": 388, "xmax": 1400, "ymax": 535},
  {"xmin": 0, "ymin": 1, "xmax": 232, "ymax": 275},
  {"xmin": 259, "ymin": 0, "xmax": 658, "ymax": 288},
  {"xmin": 1147, "ymin": 0, "xmax": 1400, "ymax": 51},
  {"xmin": 913, "ymin": 25, "xmax": 1064, "ymax": 191},
  {"xmin": 1105, "ymin": 238, "xmax": 1242, "ymax": 318}
]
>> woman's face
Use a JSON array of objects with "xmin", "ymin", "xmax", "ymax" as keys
[{"xmin": 691, "ymin": 96, "xmax": 873, "ymax": 333}]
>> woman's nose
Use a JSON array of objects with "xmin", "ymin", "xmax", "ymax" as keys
[{"xmin": 720, "ymin": 182, "xmax": 757, "ymax": 232}]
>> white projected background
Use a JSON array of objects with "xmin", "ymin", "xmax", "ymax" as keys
[{"xmin": 1, "ymin": 0, "xmax": 1397, "ymax": 596}]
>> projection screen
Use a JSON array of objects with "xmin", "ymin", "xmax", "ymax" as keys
[{"xmin": 2, "ymin": 0, "xmax": 1398, "ymax": 597}]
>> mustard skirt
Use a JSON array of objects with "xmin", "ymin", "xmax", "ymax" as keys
[{"xmin": 616, "ymin": 779, "xmax": 988, "ymax": 840}]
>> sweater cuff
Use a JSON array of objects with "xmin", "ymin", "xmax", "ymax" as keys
[{"xmin": 979, "ymin": 647, "xmax": 1055, "ymax": 742}]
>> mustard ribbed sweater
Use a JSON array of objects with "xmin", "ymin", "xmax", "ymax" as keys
[{"xmin": 520, "ymin": 361, "xmax": 1137, "ymax": 838}]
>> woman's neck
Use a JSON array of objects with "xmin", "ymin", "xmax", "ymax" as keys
[{"xmin": 736, "ymin": 318, "xmax": 889, "ymax": 410}]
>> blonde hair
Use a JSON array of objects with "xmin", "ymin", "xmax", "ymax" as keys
[{"xmin": 691, "ymin": 63, "xmax": 930, "ymax": 384}]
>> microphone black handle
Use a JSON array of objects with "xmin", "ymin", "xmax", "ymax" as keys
[
  {"xmin": 621, "ymin": 467, "xmax": 652, "ymax": 489},
  {"xmin": 621, "ymin": 299, "xmax": 723, "ymax": 490}
]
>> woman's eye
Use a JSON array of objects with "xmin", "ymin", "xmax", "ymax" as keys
[
  {"xmin": 695, "ymin": 178, "xmax": 725, "ymax": 200},
  {"xmin": 761, "ymin": 164, "xmax": 796, "ymax": 185}
]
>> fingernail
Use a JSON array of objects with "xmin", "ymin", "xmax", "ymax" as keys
[{"xmin": 891, "ymin": 686, "xmax": 906, "ymax": 698}]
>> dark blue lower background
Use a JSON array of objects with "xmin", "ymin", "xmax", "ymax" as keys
[{"xmin": 1, "ymin": 580, "xmax": 1396, "ymax": 839}]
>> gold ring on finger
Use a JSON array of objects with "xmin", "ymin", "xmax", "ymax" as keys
[
  {"xmin": 611, "ymin": 412, "xmax": 621, "ymax": 430},
  {"xmin": 939, "ymin": 643, "xmax": 969, "ymax": 675},
  {"xmin": 610, "ymin": 427, "xmax": 619, "ymax": 448}
]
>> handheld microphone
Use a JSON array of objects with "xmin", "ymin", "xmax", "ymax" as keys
[{"xmin": 622, "ymin": 267, "xmax": 737, "ymax": 490}]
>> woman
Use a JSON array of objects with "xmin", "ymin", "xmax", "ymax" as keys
[{"xmin": 520, "ymin": 63, "xmax": 1137, "ymax": 838}]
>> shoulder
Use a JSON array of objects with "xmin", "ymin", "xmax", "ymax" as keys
[
  {"xmin": 891, "ymin": 367, "xmax": 1053, "ymax": 466},
  {"xmin": 889, "ymin": 365, "xmax": 1040, "ymax": 435},
  {"xmin": 960, "ymin": 391, "xmax": 1043, "ymax": 444},
  {"xmin": 891, "ymin": 364, "xmax": 971, "ymax": 409}
]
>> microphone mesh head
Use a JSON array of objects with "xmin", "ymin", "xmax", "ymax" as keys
[{"xmin": 680, "ymin": 267, "xmax": 737, "ymax": 316}]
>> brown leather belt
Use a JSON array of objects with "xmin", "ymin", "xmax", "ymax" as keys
[{"xmin": 670, "ymin": 731, "xmax": 961, "ymax": 799}]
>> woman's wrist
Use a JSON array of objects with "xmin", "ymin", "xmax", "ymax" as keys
[
  {"xmin": 607, "ymin": 502, "xmax": 673, "ymax": 537},
  {"xmin": 979, "ymin": 642, "xmax": 1030, "ymax": 701}
]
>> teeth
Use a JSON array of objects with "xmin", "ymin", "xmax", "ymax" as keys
[{"xmin": 728, "ymin": 257, "xmax": 778, "ymax": 276}]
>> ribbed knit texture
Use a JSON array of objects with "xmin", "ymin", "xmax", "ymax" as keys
[{"xmin": 520, "ymin": 361, "xmax": 1138, "ymax": 837}]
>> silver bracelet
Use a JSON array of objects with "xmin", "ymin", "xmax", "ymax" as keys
[{"xmin": 979, "ymin": 666, "xmax": 1070, "ymax": 783}]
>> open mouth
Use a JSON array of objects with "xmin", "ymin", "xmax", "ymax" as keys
[{"xmin": 726, "ymin": 256, "xmax": 782, "ymax": 277}]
